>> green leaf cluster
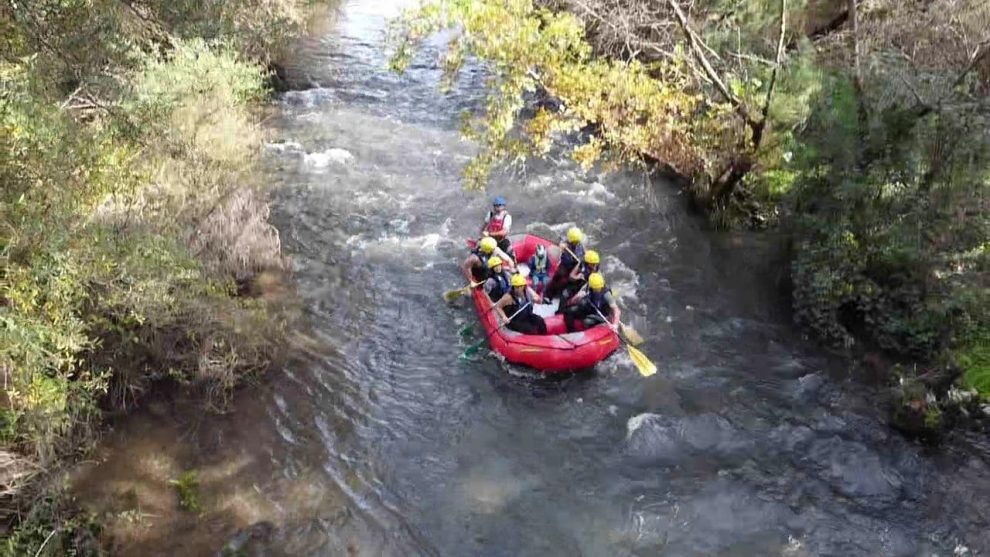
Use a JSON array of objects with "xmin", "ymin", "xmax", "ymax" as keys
[{"xmin": 388, "ymin": 0, "xmax": 707, "ymax": 188}]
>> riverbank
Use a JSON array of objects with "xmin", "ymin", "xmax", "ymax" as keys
[{"xmin": 1, "ymin": 2, "xmax": 336, "ymax": 554}]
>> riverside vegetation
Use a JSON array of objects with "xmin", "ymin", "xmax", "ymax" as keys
[
  {"xmin": 388, "ymin": 0, "xmax": 989, "ymax": 434},
  {"xmin": 1, "ymin": 1, "xmax": 322, "ymax": 554}
]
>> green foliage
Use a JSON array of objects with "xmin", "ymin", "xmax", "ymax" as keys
[
  {"xmin": 388, "ymin": 0, "xmax": 708, "ymax": 188},
  {"xmin": 958, "ymin": 329, "xmax": 990, "ymax": 398},
  {"xmin": 168, "ymin": 470, "xmax": 202, "ymax": 513},
  {"xmin": 1, "ymin": 0, "xmax": 310, "ymax": 542},
  {"xmin": 788, "ymin": 67, "xmax": 989, "ymax": 364},
  {"xmin": 0, "ymin": 490, "xmax": 103, "ymax": 557}
]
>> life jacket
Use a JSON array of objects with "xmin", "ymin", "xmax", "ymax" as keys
[
  {"xmin": 489, "ymin": 271, "xmax": 511, "ymax": 301},
  {"xmin": 560, "ymin": 242, "xmax": 585, "ymax": 270},
  {"xmin": 582, "ymin": 288, "xmax": 612, "ymax": 317},
  {"xmin": 531, "ymin": 252, "xmax": 549, "ymax": 275},
  {"xmin": 487, "ymin": 210, "xmax": 508, "ymax": 234},
  {"xmin": 509, "ymin": 288, "xmax": 534, "ymax": 320},
  {"xmin": 580, "ymin": 264, "xmax": 598, "ymax": 282}
]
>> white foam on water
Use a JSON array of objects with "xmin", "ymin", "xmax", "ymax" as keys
[
  {"xmin": 626, "ymin": 413, "xmax": 660, "ymax": 438},
  {"xmin": 551, "ymin": 181, "xmax": 617, "ymax": 206},
  {"xmin": 604, "ymin": 254, "xmax": 640, "ymax": 303},
  {"xmin": 263, "ymin": 140, "xmax": 304, "ymax": 153},
  {"xmin": 304, "ymin": 148, "xmax": 354, "ymax": 167},
  {"xmin": 346, "ymin": 231, "xmax": 443, "ymax": 255},
  {"xmin": 281, "ymin": 87, "xmax": 336, "ymax": 108}
]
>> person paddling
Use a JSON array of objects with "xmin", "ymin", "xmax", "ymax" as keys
[
  {"xmin": 559, "ymin": 249, "xmax": 600, "ymax": 308},
  {"xmin": 545, "ymin": 226, "xmax": 586, "ymax": 300},
  {"xmin": 483, "ymin": 256, "xmax": 513, "ymax": 302},
  {"xmin": 563, "ymin": 272, "xmax": 620, "ymax": 333},
  {"xmin": 494, "ymin": 274, "xmax": 547, "ymax": 334},
  {"xmin": 481, "ymin": 196, "xmax": 514, "ymax": 261},
  {"xmin": 462, "ymin": 236, "xmax": 514, "ymax": 282}
]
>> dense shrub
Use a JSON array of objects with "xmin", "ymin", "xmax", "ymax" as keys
[{"xmin": 1, "ymin": 1, "xmax": 315, "ymax": 552}]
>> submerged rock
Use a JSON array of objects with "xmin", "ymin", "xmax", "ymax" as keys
[
  {"xmin": 626, "ymin": 413, "xmax": 753, "ymax": 464},
  {"xmin": 216, "ymin": 521, "xmax": 277, "ymax": 557}
]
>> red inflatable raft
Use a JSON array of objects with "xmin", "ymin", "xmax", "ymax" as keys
[{"xmin": 466, "ymin": 234, "xmax": 620, "ymax": 372}]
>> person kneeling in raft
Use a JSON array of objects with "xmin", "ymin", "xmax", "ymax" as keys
[
  {"xmin": 527, "ymin": 244, "xmax": 551, "ymax": 297},
  {"xmin": 545, "ymin": 226, "xmax": 585, "ymax": 300},
  {"xmin": 557, "ymin": 249, "xmax": 601, "ymax": 312},
  {"xmin": 562, "ymin": 272, "xmax": 619, "ymax": 333},
  {"xmin": 462, "ymin": 236, "xmax": 515, "ymax": 282},
  {"xmin": 483, "ymin": 256, "xmax": 514, "ymax": 302},
  {"xmin": 494, "ymin": 273, "xmax": 548, "ymax": 334}
]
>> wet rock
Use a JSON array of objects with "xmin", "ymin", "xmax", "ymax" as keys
[
  {"xmin": 791, "ymin": 373, "xmax": 825, "ymax": 400},
  {"xmin": 807, "ymin": 436, "xmax": 902, "ymax": 501},
  {"xmin": 767, "ymin": 424, "xmax": 814, "ymax": 452},
  {"xmin": 216, "ymin": 521, "xmax": 277, "ymax": 557},
  {"xmin": 626, "ymin": 413, "xmax": 752, "ymax": 464}
]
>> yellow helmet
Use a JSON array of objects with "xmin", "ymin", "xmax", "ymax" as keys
[
  {"xmin": 588, "ymin": 272, "xmax": 605, "ymax": 290},
  {"xmin": 584, "ymin": 250, "xmax": 600, "ymax": 265},
  {"xmin": 487, "ymin": 256, "xmax": 503, "ymax": 269},
  {"xmin": 479, "ymin": 237, "xmax": 497, "ymax": 254},
  {"xmin": 510, "ymin": 273, "xmax": 527, "ymax": 287},
  {"xmin": 566, "ymin": 227, "xmax": 584, "ymax": 244}
]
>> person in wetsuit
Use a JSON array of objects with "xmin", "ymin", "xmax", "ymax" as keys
[
  {"xmin": 483, "ymin": 256, "xmax": 513, "ymax": 302},
  {"xmin": 462, "ymin": 236, "xmax": 514, "ymax": 282},
  {"xmin": 494, "ymin": 273, "xmax": 547, "ymax": 334},
  {"xmin": 558, "ymin": 249, "xmax": 600, "ymax": 310},
  {"xmin": 544, "ymin": 226, "xmax": 585, "ymax": 300},
  {"xmin": 563, "ymin": 272, "xmax": 620, "ymax": 333}
]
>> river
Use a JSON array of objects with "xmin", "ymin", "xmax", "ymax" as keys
[{"xmin": 70, "ymin": 1, "xmax": 990, "ymax": 555}]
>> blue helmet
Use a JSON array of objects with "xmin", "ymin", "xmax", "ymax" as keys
[{"xmin": 493, "ymin": 196, "xmax": 506, "ymax": 207}]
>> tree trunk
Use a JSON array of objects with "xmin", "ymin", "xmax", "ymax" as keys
[
  {"xmin": 701, "ymin": 156, "xmax": 754, "ymax": 209},
  {"xmin": 848, "ymin": 0, "xmax": 870, "ymax": 168}
]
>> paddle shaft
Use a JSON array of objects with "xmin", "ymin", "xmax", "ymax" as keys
[
  {"xmin": 461, "ymin": 302, "xmax": 531, "ymax": 356},
  {"xmin": 497, "ymin": 302, "xmax": 531, "ymax": 329}
]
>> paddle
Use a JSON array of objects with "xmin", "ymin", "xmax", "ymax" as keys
[
  {"xmin": 560, "ymin": 245, "xmax": 645, "ymax": 346},
  {"xmin": 443, "ymin": 280, "xmax": 483, "ymax": 303},
  {"xmin": 589, "ymin": 304, "xmax": 656, "ymax": 377},
  {"xmin": 460, "ymin": 302, "xmax": 531, "ymax": 359}
]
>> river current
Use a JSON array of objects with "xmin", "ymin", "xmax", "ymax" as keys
[{"xmin": 71, "ymin": 1, "xmax": 990, "ymax": 555}]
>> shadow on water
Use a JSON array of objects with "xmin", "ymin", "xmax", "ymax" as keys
[{"xmin": 70, "ymin": 0, "xmax": 990, "ymax": 556}]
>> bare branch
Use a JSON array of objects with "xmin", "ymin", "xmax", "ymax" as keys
[
  {"xmin": 760, "ymin": 0, "xmax": 787, "ymax": 125},
  {"xmin": 947, "ymin": 40, "xmax": 990, "ymax": 96},
  {"xmin": 849, "ymin": 0, "xmax": 861, "ymax": 89},
  {"xmin": 665, "ymin": 0, "xmax": 744, "ymax": 113}
]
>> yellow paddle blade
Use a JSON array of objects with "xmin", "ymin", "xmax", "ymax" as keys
[
  {"xmin": 443, "ymin": 286, "xmax": 468, "ymax": 302},
  {"xmin": 619, "ymin": 322, "xmax": 644, "ymax": 346},
  {"xmin": 443, "ymin": 281, "xmax": 482, "ymax": 302},
  {"xmin": 627, "ymin": 344, "xmax": 657, "ymax": 377}
]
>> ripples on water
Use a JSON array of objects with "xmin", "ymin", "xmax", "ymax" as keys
[{"xmin": 73, "ymin": 0, "xmax": 990, "ymax": 555}]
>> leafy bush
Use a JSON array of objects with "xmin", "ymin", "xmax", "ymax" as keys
[{"xmin": 1, "ymin": 3, "xmax": 310, "ymax": 551}]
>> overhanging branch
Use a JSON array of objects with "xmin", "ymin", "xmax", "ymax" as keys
[{"xmin": 665, "ymin": 0, "xmax": 747, "ymax": 119}]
